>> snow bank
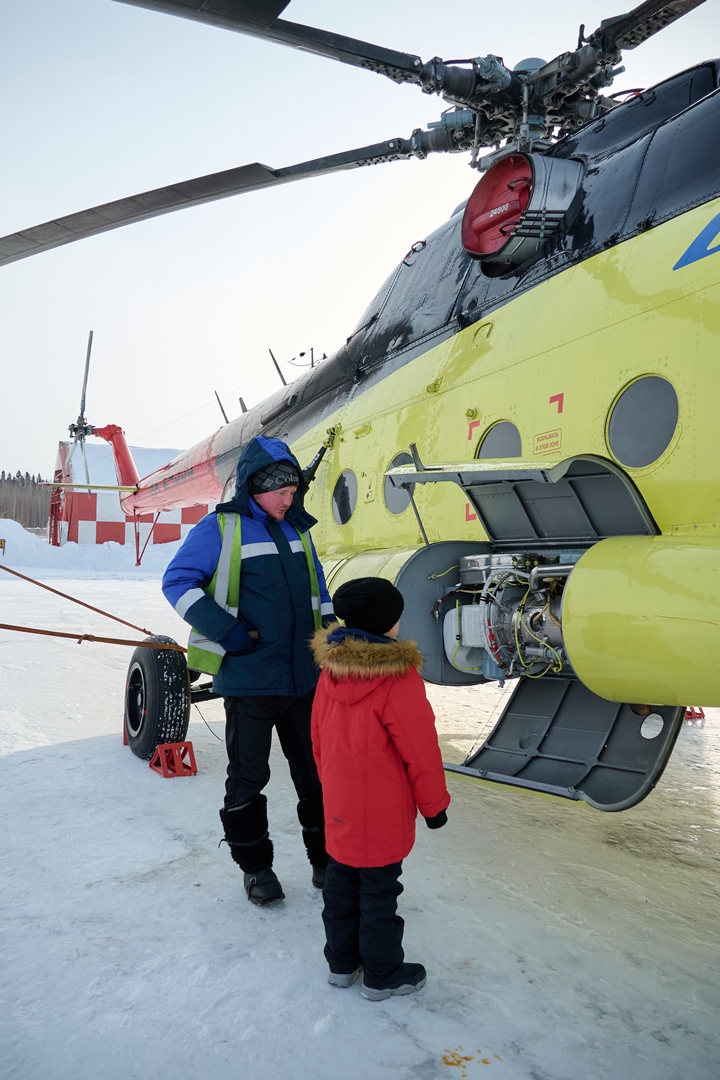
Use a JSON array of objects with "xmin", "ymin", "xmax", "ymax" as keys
[{"xmin": 0, "ymin": 518, "xmax": 180, "ymax": 579}]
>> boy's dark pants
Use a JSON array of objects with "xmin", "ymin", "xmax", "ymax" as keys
[{"xmin": 322, "ymin": 857, "xmax": 404, "ymax": 984}]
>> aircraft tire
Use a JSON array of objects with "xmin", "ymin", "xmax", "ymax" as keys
[{"xmin": 124, "ymin": 635, "xmax": 190, "ymax": 760}]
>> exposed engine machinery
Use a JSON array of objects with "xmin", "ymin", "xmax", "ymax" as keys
[
  {"xmin": 378, "ymin": 512, "xmax": 692, "ymax": 810},
  {"xmin": 443, "ymin": 551, "xmax": 577, "ymax": 683}
]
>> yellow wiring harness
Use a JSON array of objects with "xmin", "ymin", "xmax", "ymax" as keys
[{"xmin": 513, "ymin": 583, "xmax": 564, "ymax": 678}]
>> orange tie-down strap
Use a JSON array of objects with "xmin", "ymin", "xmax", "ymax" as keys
[
  {"xmin": 0, "ymin": 564, "xmax": 154, "ymax": 635},
  {"xmin": 0, "ymin": 622, "xmax": 187, "ymax": 651}
]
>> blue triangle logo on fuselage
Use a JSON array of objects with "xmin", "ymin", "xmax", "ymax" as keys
[{"xmin": 673, "ymin": 212, "xmax": 720, "ymax": 270}]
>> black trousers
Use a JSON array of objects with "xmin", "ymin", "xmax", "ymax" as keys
[
  {"xmin": 322, "ymin": 857, "xmax": 405, "ymax": 984},
  {"xmin": 223, "ymin": 689, "xmax": 320, "ymax": 809}
]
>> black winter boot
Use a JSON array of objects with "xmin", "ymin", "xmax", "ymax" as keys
[
  {"xmin": 297, "ymin": 789, "xmax": 329, "ymax": 888},
  {"xmin": 219, "ymin": 795, "xmax": 285, "ymax": 905},
  {"xmin": 242, "ymin": 868, "xmax": 285, "ymax": 906}
]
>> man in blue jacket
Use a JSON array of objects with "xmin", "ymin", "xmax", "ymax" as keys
[{"xmin": 162, "ymin": 435, "xmax": 334, "ymax": 905}]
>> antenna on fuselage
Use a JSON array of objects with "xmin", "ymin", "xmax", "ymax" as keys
[
  {"xmin": 268, "ymin": 348, "xmax": 287, "ymax": 387},
  {"xmin": 214, "ymin": 390, "xmax": 229, "ymax": 424}
]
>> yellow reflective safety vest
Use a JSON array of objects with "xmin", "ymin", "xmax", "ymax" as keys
[{"xmin": 187, "ymin": 512, "xmax": 323, "ymax": 676}]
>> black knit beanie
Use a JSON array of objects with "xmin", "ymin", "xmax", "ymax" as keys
[
  {"xmin": 249, "ymin": 459, "xmax": 300, "ymax": 495},
  {"xmin": 332, "ymin": 577, "xmax": 404, "ymax": 636}
]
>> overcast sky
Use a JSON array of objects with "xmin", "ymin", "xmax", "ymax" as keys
[{"xmin": 1, "ymin": 0, "xmax": 717, "ymax": 477}]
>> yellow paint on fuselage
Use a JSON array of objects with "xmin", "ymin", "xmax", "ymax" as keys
[{"xmin": 294, "ymin": 197, "xmax": 720, "ymax": 557}]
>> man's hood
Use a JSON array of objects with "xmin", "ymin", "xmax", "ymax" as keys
[{"xmin": 216, "ymin": 435, "xmax": 316, "ymax": 531}]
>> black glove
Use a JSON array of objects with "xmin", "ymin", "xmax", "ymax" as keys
[{"xmin": 424, "ymin": 810, "xmax": 448, "ymax": 830}]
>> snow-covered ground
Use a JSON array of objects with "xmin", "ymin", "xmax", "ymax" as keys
[{"xmin": 1, "ymin": 519, "xmax": 719, "ymax": 1080}]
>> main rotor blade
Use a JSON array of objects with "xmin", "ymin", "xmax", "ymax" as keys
[
  {"xmin": 589, "ymin": 0, "xmax": 707, "ymax": 52},
  {"xmin": 114, "ymin": 1, "xmax": 424, "ymax": 84},
  {"xmin": 79, "ymin": 329, "xmax": 94, "ymax": 420},
  {"xmin": 0, "ymin": 139, "xmax": 417, "ymax": 268},
  {"xmin": 80, "ymin": 438, "xmax": 91, "ymax": 487}
]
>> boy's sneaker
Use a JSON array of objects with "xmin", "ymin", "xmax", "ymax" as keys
[
  {"xmin": 327, "ymin": 967, "xmax": 362, "ymax": 988},
  {"xmin": 243, "ymin": 868, "xmax": 285, "ymax": 905},
  {"xmin": 360, "ymin": 963, "xmax": 427, "ymax": 1001}
]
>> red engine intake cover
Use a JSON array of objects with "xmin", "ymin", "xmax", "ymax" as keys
[{"xmin": 461, "ymin": 155, "xmax": 533, "ymax": 257}]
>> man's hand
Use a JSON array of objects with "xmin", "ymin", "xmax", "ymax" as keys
[{"xmin": 220, "ymin": 622, "xmax": 258, "ymax": 655}]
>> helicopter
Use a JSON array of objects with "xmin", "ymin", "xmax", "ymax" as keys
[{"xmin": 2, "ymin": 0, "xmax": 719, "ymax": 812}]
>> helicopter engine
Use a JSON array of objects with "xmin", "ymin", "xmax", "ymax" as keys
[{"xmin": 443, "ymin": 552, "xmax": 574, "ymax": 683}]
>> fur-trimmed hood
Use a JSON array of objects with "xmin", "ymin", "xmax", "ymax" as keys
[{"xmin": 312, "ymin": 624, "xmax": 423, "ymax": 692}]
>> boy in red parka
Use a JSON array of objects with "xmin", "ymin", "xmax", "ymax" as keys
[{"xmin": 310, "ymin": 577, "xmax": 450, "ymax": 1001}]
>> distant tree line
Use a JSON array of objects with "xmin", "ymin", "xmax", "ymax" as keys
[{"xmin": 0, "ymin": 471, "xmax": 52, "ymax": 528}]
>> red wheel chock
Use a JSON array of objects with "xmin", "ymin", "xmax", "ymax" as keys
[
  {"xmin": 149, "ymin": 742, "xmax": 197, "ymax": 778},
  {"xmin": 685, "ymin": 707, "xmax": 705, "ymax": 722}
]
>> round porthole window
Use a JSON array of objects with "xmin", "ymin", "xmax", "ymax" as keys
[
  {"xmin": 384, "ymin": 452, "xmax": 415, "ymax": 515},
  {"xmin": 332, "ymin": 470, "xmax": 357, "ymax": 525},
  {"xmin": 608, "ymin": 376, "xmax": 678, "ymax": 468},
  {"xmin": 477, "ymin": 421, "xmax": 522, "ymax": 458}
]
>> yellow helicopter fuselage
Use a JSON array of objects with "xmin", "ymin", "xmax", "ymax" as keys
[{"xmin": 295, "ymin": 195, "xmax": 720, "ymax": 706}]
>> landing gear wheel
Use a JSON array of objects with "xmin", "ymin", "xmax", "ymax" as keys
[{"xmin": 124, "ymin": 635, "xmax": 190, "ymax": 760}]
